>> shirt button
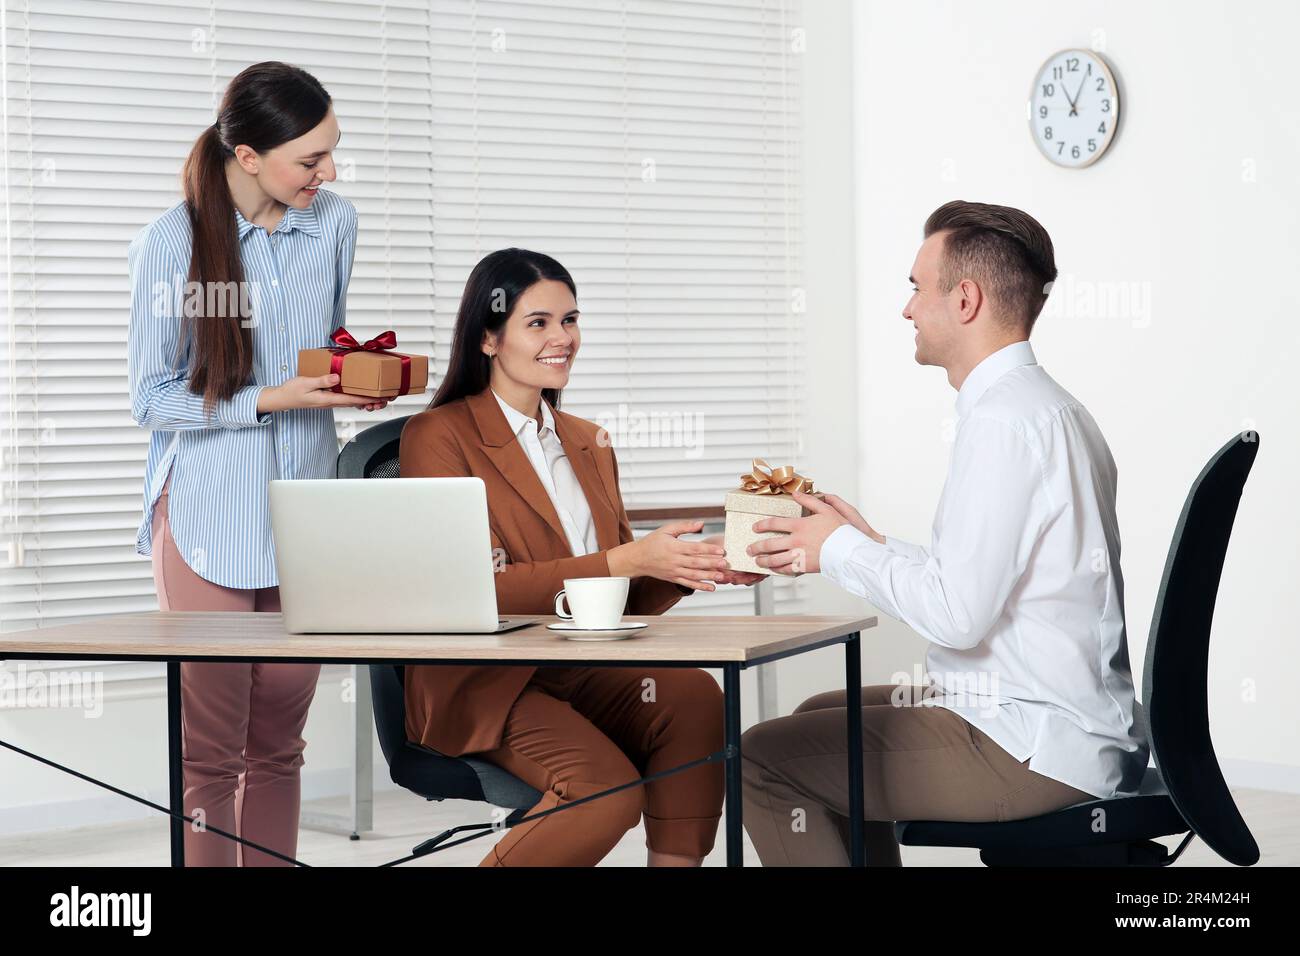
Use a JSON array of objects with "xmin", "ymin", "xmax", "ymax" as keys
[
  {"xmin": 279, "ymin": 325, "xmax": 285, "ymax": 332},
  {"xmin": 280, "ymin": 364, "xmax": 288, "ymax": 372},
  {"xmin": 272, "ymin": 278, "xmax": 279, "ymax": 288},
  {"xmin": 282, "ymin": 443, "xmax": 289, "ymax": 451}
]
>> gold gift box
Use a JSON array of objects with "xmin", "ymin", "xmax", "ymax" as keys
[
  {"xmin": 723, "ymin": 489, "xmax": 820, "ymax": 576},
  {"xmin": 722, "ymin": 459, "xmax": 821, "ymax": 576}
]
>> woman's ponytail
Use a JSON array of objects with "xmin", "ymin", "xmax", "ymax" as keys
[
  {"xmin": 175, "ymin": 62, "xmax": 332, "ymax": 417},
  {"xmin": 181, "ymin": 122, "xmax": 250, "ymax": 416}
]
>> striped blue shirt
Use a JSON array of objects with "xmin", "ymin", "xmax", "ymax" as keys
[{"xmin": 127, "ymin": 188, "xmax": 358, "ymax": 589}]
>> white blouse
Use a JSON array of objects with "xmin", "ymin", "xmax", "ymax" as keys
[{"xmin": 492, "ymin": 390, "xmax": 598, "ymax": 557}]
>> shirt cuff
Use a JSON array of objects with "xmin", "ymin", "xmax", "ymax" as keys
[
  {"xmin": 218, "ymin": 385, "xmax": 273, "ymax": 428},
  {"xmin": 820, "ymin": 523, "xmax": 875, "ymax": 585}
]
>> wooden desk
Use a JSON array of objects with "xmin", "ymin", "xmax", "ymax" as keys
[{"xmin": 1, "ymin": 611, "xmax": 876, "ymax": 867}]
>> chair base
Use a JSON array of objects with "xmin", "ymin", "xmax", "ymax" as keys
[{"xmin": 979, "ymin": 839, "xmax": 1174, "ymax": 867}]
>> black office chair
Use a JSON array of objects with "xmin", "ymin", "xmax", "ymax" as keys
[
  {"xmin": 337, "ymin": 415, "xmax": 543, "ymax": 842},
  {"xmin": 894, "ymin": 432, "xmax": 1262, "ymax": 866}
]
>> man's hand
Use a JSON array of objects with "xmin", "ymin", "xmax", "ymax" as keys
[
  {"xmin": 820, "ymin": 493, "xmax": 886, "ymax": 545},
  {"xmin": 746, "ymin": 490, "xmax": 848, "ymax": 575}
]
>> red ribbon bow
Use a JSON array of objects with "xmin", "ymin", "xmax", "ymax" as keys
[{"xmin": 326, "ymin": 327, "xmax": 411, "ymax": 395}]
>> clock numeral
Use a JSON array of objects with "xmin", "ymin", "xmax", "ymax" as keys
[
  {"xmin": 1042, "ymin": 83, "xmax": 1055, "ymax": 97},
  {"xmin": 1101, "ymin": 98, "xmax": 1111, "ymax": 113},
  {"xmin": 1096, "ymin": 77, "xmax": 1105, "ymax": 91},
  {"xmin": 1071, "ymin": 145, "xmax": 1081, "ymax": 159},
  {"xmin": 1053, "ymin": 66, "xmax": 1063, "ymax": 80},
  {"xmin": 1057, "ymin": 141, "xmax": 1065, "ymax": 155},
  {"xmin": 1087, "ymin": 62, "xmax": 1093, "ymax": 76},
  {"xmin": 1039, "ymin": 105, "xmax": 1048, "ymax": 119},
  {"xmin": 1044, "ymin": 126, "xmax": 1052, "ymax": 140},
  {"xmin": 1088, "ymin": 138, "xmax": 1097, "ymax": 152},
  {"xmin": 1067, "ymin": 57, "xmax": 1079, "ymax": 71},
  {"xmin": 1098, "ymin": 121, "xmax": 1107, "ymax": 134}
]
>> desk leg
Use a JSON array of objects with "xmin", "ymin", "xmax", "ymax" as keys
[
  {"xmin": 723, "ymin": 662, "xmax": 742, "ymax": 867},
  {"xmin": 845, "ymin": 633, "xmax": 864, "ymax": 867},
  {"xmin": 167, "ymin": 662, "xmax": 185, "ymax": 868},
  {"xmin": 753, "ymin": 578, "xmax": 778, "ymax": 723}
]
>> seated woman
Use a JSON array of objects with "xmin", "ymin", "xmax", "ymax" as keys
[{"xmin": 400, "ymin": 248, "xmax": 760, "ymax": 866}]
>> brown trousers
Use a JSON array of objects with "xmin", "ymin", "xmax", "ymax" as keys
[
  {"xmin": 741, "ymin": 684, "xmax": 1095, "ymax": 866},
  {"xmin": 475, "ymin": 666, "xmax": 724, "ymax": 866}
]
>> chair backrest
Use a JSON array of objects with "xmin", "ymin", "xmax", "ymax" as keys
[
  {"xmin": 336, "ymin": 414, "xmax": 412, "ymax": 480},
  {"xmin": 369, "ymin": 662, "xmax": 410, "ymax": 769},
  {"xmin": 1143, "ymin": 432, "xmax": 1260, "ymax": 866}
]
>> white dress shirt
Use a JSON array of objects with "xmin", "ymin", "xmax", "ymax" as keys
[
  {"xmin": 492, "ymin": 390, "xmax": 598, "ymax": 557},
  {"xmin": 820, "ymin": 341, "xmax": 1149, "ymax": 799}
]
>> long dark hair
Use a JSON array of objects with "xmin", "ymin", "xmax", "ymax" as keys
[
  {"xmin": 180, "ymin": 61, "xmax": 332, "ymax": 415},
  {"xmin": 431, "ymin": 248, "xmax": 578, "ymax": 411}
]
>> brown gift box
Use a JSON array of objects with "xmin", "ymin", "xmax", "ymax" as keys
[{"xmin": 297, "ymin": 345, "xmax": 428, "ymax": 398}]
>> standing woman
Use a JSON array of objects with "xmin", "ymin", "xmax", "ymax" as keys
[{"xmin": 127, "ymin": 62, "xmax": 386, "ymax": 866}]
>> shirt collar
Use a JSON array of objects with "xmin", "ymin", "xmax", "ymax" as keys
[
  {"xmin": 233, "ymin": 199, "xmax": 323, "ymax": 240},
  {"xmin": 955, "ymin": 340, "xmax": 1037, "ymax": 418},
  {"xmin": 492, "ymin": 389, "xmax": 556, "ymax": 437}
]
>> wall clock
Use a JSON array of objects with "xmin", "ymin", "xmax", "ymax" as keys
[{"xmin": 1029, "ymin": 49, "xmax": 1120, "ymax": 168}]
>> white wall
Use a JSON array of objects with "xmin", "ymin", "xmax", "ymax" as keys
[{"xmin": 852, "ymin": 0, "xmax": 1299, "ymax": 788}]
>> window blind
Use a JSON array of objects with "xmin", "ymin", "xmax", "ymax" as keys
[
  {"xmin": 425, "ymin": 0, "xmax": 806, "ymax": 614},
  {"xmin": 0, "ymin": 0, "xmax": 805, "ymax": 639}
]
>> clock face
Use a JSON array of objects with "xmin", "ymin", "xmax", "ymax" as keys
[{"xmin": 1028, "ymin": 49, "xmax": 1119, "ymax": 168}]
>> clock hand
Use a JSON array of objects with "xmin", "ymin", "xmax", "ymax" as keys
[
  {"xmin": 1069, "ymin": 73, "xmax": 1088, "ymax": 116},
  {"xmin": 1058, "ymin": 64, "xmax": 1081, "ymax": 110},
  {"xmin": 1062, "ymin": 76, "xmax": 1078, "ymax": 111}
]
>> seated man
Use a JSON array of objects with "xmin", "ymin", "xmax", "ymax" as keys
[{"xmin": 741, "ymin": 200, "xmax": 1149, "ymax": 866}]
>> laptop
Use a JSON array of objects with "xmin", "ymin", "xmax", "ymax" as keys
[{"xmin": 269, "ymin": 477, "xmax": 531, "ymax": 635}]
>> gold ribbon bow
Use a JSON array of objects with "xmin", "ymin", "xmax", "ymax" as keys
[{"xmin": 738, "ymin": 458, "xmax": 815, "ymax": 496}]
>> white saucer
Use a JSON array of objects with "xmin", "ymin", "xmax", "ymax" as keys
[{"xmin": 546, "ymin": 621, "xmax": 648, "ymax": 641}]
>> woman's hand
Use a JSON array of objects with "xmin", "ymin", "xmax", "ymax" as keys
[
  {"xmin": 259, "ymin": 374, "xmax": 390, "ymax": 413},
  {"xmin": 608, "ymin": 519, "xmax": 730, "ymax": 591},
  {"xmin": 701, "ymin": 534, "xmax": 765, "ymax": 586}
]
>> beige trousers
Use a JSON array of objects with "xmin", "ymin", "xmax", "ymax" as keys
[{"xmin": 741, "ymin": 684, "xmax": 1096, "ymax": 866}]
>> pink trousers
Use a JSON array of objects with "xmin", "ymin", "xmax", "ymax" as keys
[{"xmin": 150, "ymin": 470, "xmax": 320, "ymax": 866}]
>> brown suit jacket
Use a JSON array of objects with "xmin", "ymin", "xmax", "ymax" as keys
[{"xmin": 399, "ymin": 387, "xmax": 689, "ymax": 756}]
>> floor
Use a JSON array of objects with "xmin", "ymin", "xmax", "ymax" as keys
[{"xmin": 0, "ymin": 786, "xmax": 1293, "ymax": 866}]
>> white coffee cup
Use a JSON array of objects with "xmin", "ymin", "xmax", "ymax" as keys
[{"xmin": 553, "ymin": 577, "xmax": 631, "ymax": 629}]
